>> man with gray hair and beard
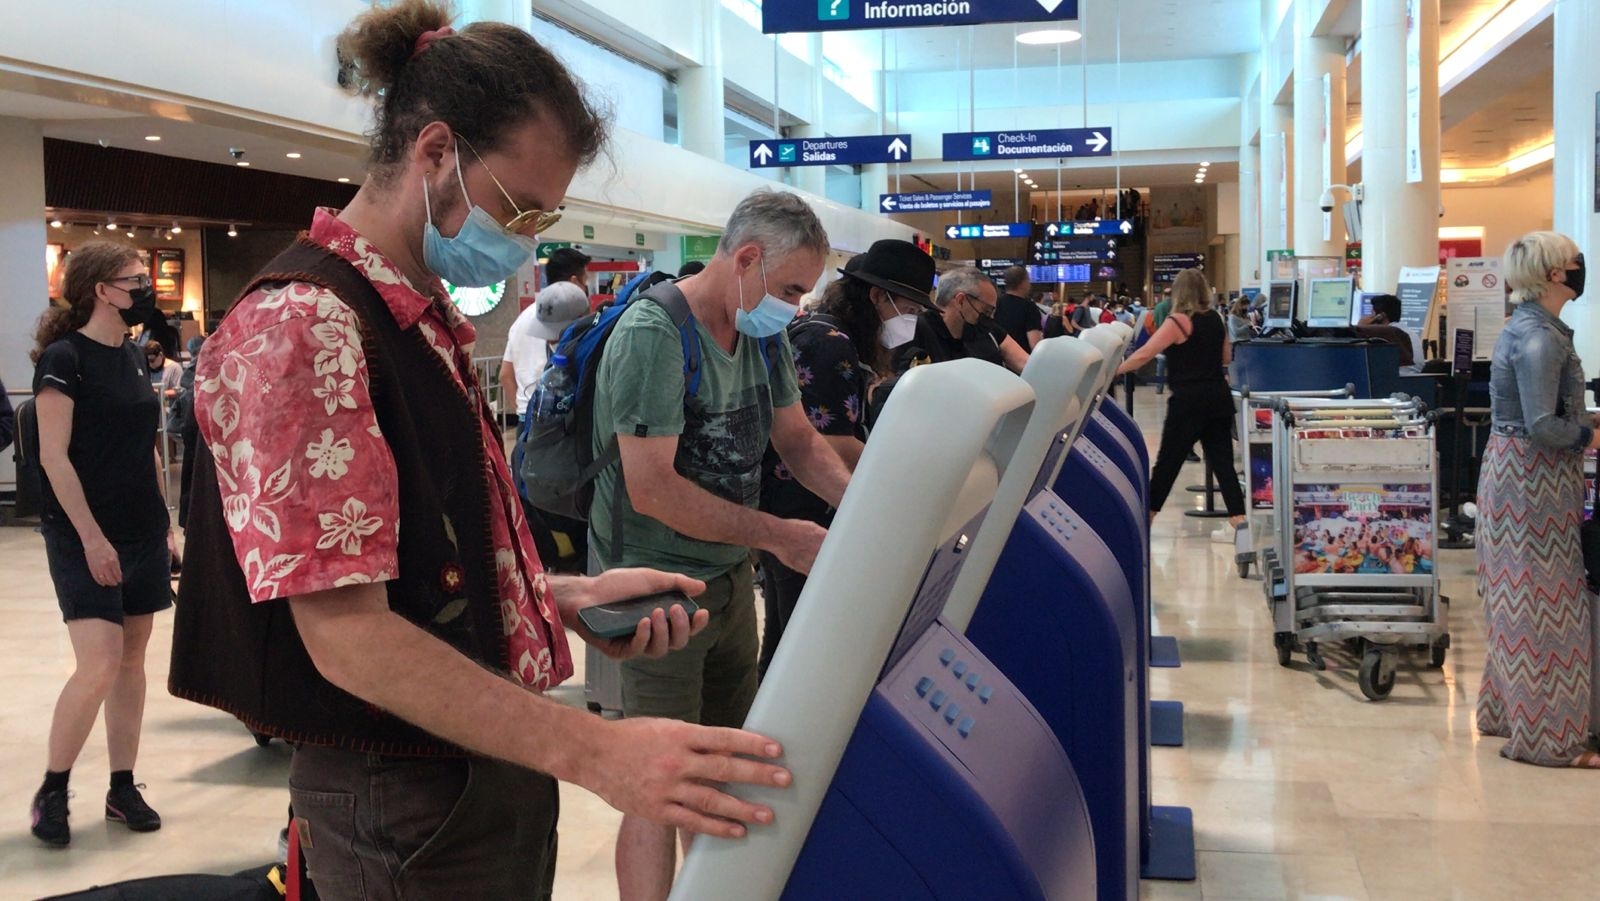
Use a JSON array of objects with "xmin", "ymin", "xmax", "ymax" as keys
[{"xmin": 591, "ymin": 188, "xmax": 853, "ymax": 900}]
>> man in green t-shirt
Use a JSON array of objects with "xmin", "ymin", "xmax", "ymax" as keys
[{"xmin": 592, "ymin": 189, "xmax": 852, "ymax": 898}]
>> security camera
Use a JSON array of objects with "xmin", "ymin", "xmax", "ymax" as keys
[
  {"xmin": 1319, "ymin": 183, "xmax": 1361, "ymax": 214},
  {"xmin": 229, "ymin": 147, "xmax": 246, "ymax": 160},
  {"xmin": 1319, "ymin": 189, "xmax": 1336, "ymax": 214}
]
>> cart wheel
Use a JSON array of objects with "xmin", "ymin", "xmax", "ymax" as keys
[
  {"xmin": 1359, "ymin": 648, "xmax": 1396, "ymax": 700},
  {"xmin": 1429, "ymin": 642, "xmax": 1448, "ymax": 668},
  {"xmin": 1305, "ymin": 640, "xmax": 1327, "ymax": 671},
  {"xmin": 1274, "ymin": 632, "xmax": 1293, "ymax": 667},
  {"xmin": 252, "ymin": 732, "xmax": 273, "ymax": 748},
  {"xmin": 1237, "ymin": 559, "xmax": 1251, "ymax": 578}
]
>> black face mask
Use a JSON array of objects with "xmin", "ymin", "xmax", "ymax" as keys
[
  {"xmin": 1567, "ymin": 253, "xmax": 1586, "ymax": 300},
  {"xmin": 117, "ymin": 285, "xmax": 158, "ymax": 327}
]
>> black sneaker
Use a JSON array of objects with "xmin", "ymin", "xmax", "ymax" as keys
[
  {"xmin": 31, "ymin": 788, "xmax": 70, "ymax": 846},
  {"xmin": 105, "ymin": 783, "xmax": 161, "ymax": 832}
]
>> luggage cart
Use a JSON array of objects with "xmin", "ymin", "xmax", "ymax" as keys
[
  {"xmin": 1257, "ymin": 396, "xmax": 1449, "ymax": 700},
  {"xmin": 1233, "ymin": 385, "xmax": 1354, "ymax": 578}
]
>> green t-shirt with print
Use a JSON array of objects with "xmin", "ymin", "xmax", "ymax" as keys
[{"xmin": 590, "ymin": 299, "xmax": 800, "ymax": 580}]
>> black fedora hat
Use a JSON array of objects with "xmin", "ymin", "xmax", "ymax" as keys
[{"xmin": 840, "ymin": 239, "xmax": 936, "ymax": 311}]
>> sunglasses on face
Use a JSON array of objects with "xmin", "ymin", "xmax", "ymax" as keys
[
  {"xmin": 457, "ymin": 135, "xmax": 562, "ymax": 236},
  {"xmin": 109, "ymin": 274, "xmax": 153, "ymax": 291}
]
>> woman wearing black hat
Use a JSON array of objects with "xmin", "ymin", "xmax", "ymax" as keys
[{"xmin": 756, "ymin": 239, "xmax": 936, "ymax": 679}]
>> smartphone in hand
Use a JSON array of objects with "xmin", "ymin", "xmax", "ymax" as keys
[{"xmin": 577, "ymin": 590, "xmax": 701, "ymax": 640}]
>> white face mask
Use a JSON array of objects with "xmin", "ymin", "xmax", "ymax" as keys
[{"xmin": 880, "ymin": 313, "xmax": 919, "ymax": 348}]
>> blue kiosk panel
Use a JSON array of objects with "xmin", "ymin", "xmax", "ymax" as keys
[
  {"xmin": 967, "ymin": 492, "xmax": 1139, "ymax": 901},
  {"xmin": 787, "ymin": 622, "xmax": 1096, "ymax": 901}
]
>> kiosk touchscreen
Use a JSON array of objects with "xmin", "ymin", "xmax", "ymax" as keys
[
  {"xmin": 1305, "ymin": 277, "xmax": 1356, "ymax": 329},
  {"xmin": 670, "ymin": 359, "xmax": 1097, "ymax": 901},
  {"xmin": 1263, "ymin": 280, "xmax": 1297, "ymax": 331}
]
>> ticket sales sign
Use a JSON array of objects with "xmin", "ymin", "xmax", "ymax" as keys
[
  {"xmin": 763, "ymin": 0, "xmax": 1080, "ymax": 34},
  {"xmin": 942, "ymin": 127, "xmax": 1113, "ymax": 162}
]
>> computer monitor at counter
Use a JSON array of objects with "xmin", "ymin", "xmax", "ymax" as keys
[{"xmin": 1305, "ymin": 277, "xmax": 1355, "ymax": 329}]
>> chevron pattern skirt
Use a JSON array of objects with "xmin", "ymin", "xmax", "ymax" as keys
[{"xmin": 1476, "ymin": 434, "xmax": 1593, "ymax": 765}]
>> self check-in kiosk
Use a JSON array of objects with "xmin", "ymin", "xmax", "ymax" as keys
[{"xmin": 671, "ymin": 359, "xmax": 1098, "ymax": 901}]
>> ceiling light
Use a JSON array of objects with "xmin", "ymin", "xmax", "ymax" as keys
[
  {"xmin": 1200, "ymin": 161, "xmax": 1211, "ymax": 167},
  {"xmin": 236, "ymin": 160, "xmax": 251, "ymax": 167},
  {"xmin": 337, "ymin": 177, "xmax": 351, "ymax": 183},
  {"xmin": 227, "ymin": 223, "xmax": 238, "ymax": 237},
  {"xmin": 170, "ymin": 221, "xmax": 183, "ymax": 234},
  {"xmin": 144, "ymin": 135, "xmax": 161, "ymax": 142},
  {"xmin": 49, "ymin": 218, "xmax": 62, "ymax": 229},
  {"xmin": 1440, "ymin": 0, "xmax": 1550, "ymax": 92},
  {"xmin": 1504, "ymin": 141, "xmax": 1554, "ymax": 175},
  {"xmin": 1016, "ymin": 28, "xmax": 1082, "ymax": 45},
  {"xmin": 1013, "ymin": 168, "xmax": 1023, "ymax": 174},
  {"xmin": 106, "ymin": 221, "xmax": 118, "ymax": 231},
  {"xmin": 285, "ymin": 152, "xmax": 302, "ymax": 159}
]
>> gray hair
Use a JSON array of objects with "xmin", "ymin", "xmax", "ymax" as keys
[
  {"xmin": 934, "ymin": 267, "xmax": 989, "ymax": 310},
  {"xmin": 717, "ymin": 189, "xmax": 831, "ymax": 262},
  {"xmin": 1504, "ymin": 230, "xmax": 1580, "ymax": 305}
]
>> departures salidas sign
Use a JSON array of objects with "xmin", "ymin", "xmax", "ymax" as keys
[{"xmin": 763, "ymin": 0, "xmax": 1079, "ymax": 33}]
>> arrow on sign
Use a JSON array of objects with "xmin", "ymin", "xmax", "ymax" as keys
[
  {"xmin": 881, "ymin": 196, "xmax": 898, "ymax": 212},
  {"xmin": 1086, "ymin": 131, "xmax": 1109, "ymax": 153},
  {"xmin": 1035, "ymin": 0, "xmax": 1067, "ymax": 12},
  {"xmin": 888, "ymin": 137, "xmax": 909, "ymax": 160},
  {"xmin": 753, "ymin": 144, "xmax": 774, "ymax": 165},
  {"xmin": 1046, "ymin": 223, "xmax": 1059, "ymax": 236},
  {"xmin": 945, "ymin": 225, "xmax": 960, "ymax": 239},
  {"xmin": 1120, "ymin": 220, "xmax": 1133, "ymax": 234},
  {"xmin": 1034, "ymin": 242, "xmax": 1043, "ymax": 249}
]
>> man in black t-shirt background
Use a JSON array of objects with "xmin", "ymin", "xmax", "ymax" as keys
[{"xmin": 992, "ymin": 266, "xmax": 1042, "ymax": 351}]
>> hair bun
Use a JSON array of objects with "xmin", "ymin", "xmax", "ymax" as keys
[{"xmin": 336, "ymin": 0, "xmax": 453, "ymax": 97}]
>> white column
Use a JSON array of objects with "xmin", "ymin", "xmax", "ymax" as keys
[
  {"xmin": 861, "ymin": 165, "xmax": 890, "ymax": 215},
  {"xmin": 458, "ymin": 0, "xmax": 531, "ymax": 30},
  {"xmin": 1240, "ymin": 136, "xmax": 1261, "ymax": 285},
  {"xmin": 677, "ymin": 0, "xmax": 727, "ymax": 162},
  {"xmin": 0, "ymin": 117, "xmax": 47, "ymax": 484},
  {"xmin": 793, "ymin": 36, "xmax": 828, "ymax": 198},
  {"xmin": 1555, "ymin": 0, "xmax": 1600, "ymax": 374},
  {"xmin": 1292, "ymin": 0, "xmax": 1347, "ymax": 259},
  {"xmin": 1361, "ymin": 0, "xmax": 1441, "ymax": 294},
  {"xmin": 1260, "ymin": 102, "xmax": 1293, "ymax": 275}
]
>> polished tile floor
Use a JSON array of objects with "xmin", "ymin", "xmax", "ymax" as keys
[{"xmin": 2, "ymin": 391, "xmax": 1598, "ymax": 900}]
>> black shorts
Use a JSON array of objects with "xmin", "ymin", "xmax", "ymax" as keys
[{"xmin": 42, "ymin": 524, "xmax": 172, "ymax": 625}]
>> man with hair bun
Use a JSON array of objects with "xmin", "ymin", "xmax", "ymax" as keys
[{"xmin": 170, "ymin": 3, "xmax": 791, "ymax": 896}]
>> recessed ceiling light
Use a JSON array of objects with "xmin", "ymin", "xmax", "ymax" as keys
[
  {"xmin": 1016, "ymin": 28, "xmax": 1082, "ymax": 45},
  {"xmin": 1013, "ymin": 168, "xmax": 1023, "ymax": 174},
  {"xmin": 236, "ymin": 161, "xmax": 251, "ymax": 167},
  {"xmin": 49, "ymin": 219, "xmax": 62, "ymax": 229},
  {"xmin": 1200, "ymin": 160, "xmax": 1211, "ymax": 167},
  {"xmin": 144, "ymin": 135, "xmax": 161, "ymax": 142},
  {"xmin": 106, "ymin": 221, "xmax": 118, "ymax": 230},
  {"xmin": 285, "ymin": 152, "xmax": 301, "ymax": 159},
  {"xmin": 337, "ymin": 177, "xmax": 351, "ymax": 183}
]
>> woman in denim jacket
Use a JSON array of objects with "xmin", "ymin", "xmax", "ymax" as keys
[{"xmin": 1476, "ymin": 230, "xmax": 1600, "ymax": 767}]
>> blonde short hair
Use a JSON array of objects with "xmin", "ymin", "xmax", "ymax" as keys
[
  {"xmin": 1504, "ymin": 230, "xmax": 1580, "ymax": 305},
  {"xmin": 1171, "ymin": 268, "xmax": 1212, "ymax": 317}
]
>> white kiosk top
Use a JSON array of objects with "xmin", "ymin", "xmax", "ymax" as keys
[
  {"xmin": 669, "ymin": 359, "xmax": 1036, "ymax": 901},
  {"xmin": 942, "ymin": 338, "xmax": 1105, "ymax": 632}
]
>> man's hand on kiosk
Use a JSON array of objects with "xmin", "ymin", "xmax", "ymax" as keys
[
  {"xmin": 552, "ymin": 569, "xmax": 709, "ymax": 660},
  {"xmin": 771, "ymin": 519, "xmax": 828, "ymax": 575},
  {"xmin": 578, "ymin": 718, "xmax": 791, "ymax": 839}
]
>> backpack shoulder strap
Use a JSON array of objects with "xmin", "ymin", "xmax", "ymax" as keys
[{"xmin": 637, "ymin": 281, "xmax": 704, "ymax": 396}]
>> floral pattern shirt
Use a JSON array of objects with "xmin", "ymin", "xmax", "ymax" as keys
[
  {"xmin": 194, "ymin": 208, "xmax": 572, "ymax": 690},
  {"xmin": 759, "ymin": 313, "xmax": 869, "ymax": 525}
]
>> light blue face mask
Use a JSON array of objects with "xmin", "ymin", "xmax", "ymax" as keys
[
  {"xmin": 421, "ymin": 147, "xmax": 537, "ymax": 288},
  {"xmin": 734, "ymin": 256, "xmax": 801, "ymax": 338}
]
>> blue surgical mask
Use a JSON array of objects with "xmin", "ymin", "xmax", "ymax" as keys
[
  {"xmin": 734, "ymin": 256, "xmax": 800, "ymax": 338},
  {"xmin": 421, "ymin": 148, "xmax": 536, "ymax": 288}
]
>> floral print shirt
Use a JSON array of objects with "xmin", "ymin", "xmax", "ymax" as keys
[
  {"xmin": 759, "ymin": 313, "xmax": 869, "ymax": 525},
  {"xmin": 194, "ymin": 208, "xmax": 572, "ymax": 690}
]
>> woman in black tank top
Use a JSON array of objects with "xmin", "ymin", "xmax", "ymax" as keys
[{"xmin": 1117, "ymin": 270, "xmax": 1246, "ymax": 525}]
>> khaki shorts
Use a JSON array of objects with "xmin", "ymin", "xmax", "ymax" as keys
[{"xmin": 619, "ymin": 561, "xmax": 759, "ymax": 728}]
